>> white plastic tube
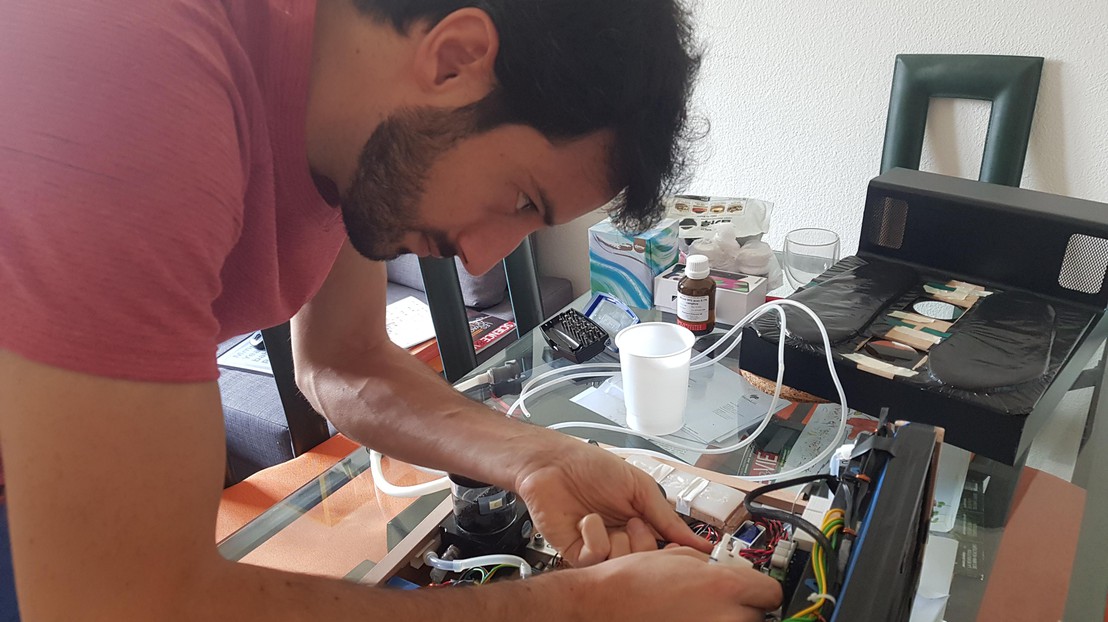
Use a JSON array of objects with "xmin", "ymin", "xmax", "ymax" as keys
[
  {"xmin": 503, "ymin": 362, "xmax": 623, "ymax": 418},
  {"xmin": 425, "ymin": 552, "xmax": 533, "ymax": 579},
  {"xmin": 689, "ymin": 301, "xmax": 789, "ymax": 369},
  {"xmin": 369, "ymin": 449, "xmax": 450, "ymax": 497},
  {"xmin": 508, "ymin": 371, "xmax": 620, "ymax": 420},
  {"xmin": 367, "ymin": 366, "xmax": 619, "ymax": 497},
  {"xmin": 531, "ymin": 300, "xmax": 851, "ymax": 482},
  {"xmin": 374, "ymin": 299, "xmax": 850, "ymax": 493},
  {"xmin": 511, "ymin": 305, "xmax": 788, "ymax": 431}
]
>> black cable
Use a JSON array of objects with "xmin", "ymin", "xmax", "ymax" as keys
[{"xmin": 743, "ymin": 473, "xmax": 841, "ymax": 592}]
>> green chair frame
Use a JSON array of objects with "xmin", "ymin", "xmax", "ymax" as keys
[
  {"xmin": 881, "ymin": 54, "xmax": 1044, "ymax": 187},
  {"xmin": 419, "ymin": 237, "xmax": 545, "ymax": 383}
]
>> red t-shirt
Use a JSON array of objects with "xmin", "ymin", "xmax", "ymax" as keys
[{"xmin": 0, "ymin": 0, "xmax": 348, "ymax": 382}]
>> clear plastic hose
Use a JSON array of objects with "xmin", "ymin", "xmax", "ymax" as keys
[{"xmin": 425, "ymin": 552, "xmax": 533, "ymax": 579}]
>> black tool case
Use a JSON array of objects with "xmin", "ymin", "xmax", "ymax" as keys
[{"xmin": 740, "ymin": 168, "xmax": 1108, "ymax": 464}]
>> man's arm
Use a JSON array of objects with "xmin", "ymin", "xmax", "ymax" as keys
[
  {"xmin": 0, "ymin": 350, "xmax": 778, "ymax": 620},
  {"xmin": 290, "ymin": 242, "xmax": 568, "ymax": 489},
  {"xmin": 290, "ymin": 243, "xmax": 710, "ymax": 563},
  {"xmin": 0, "ymin": 350, "xmax": 578, "ymax": 619}
]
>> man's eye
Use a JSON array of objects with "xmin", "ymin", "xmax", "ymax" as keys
[{"xmin": 516, "ymin": 193, "xmax": 538, "ymax": 212}]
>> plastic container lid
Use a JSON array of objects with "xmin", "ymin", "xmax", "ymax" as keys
[{"xmin": 685, "ymin": 255, "xmax": 711, "ymax": 280}]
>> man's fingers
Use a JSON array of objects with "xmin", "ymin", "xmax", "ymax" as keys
[
  {"xmin": 626, "ymin": 517, "xmax": 657, "ymax": 553},
  {"xmin": 640, "ymin": 480, "xmax": 713, "ymax": 553},
  {"xmin": 660, "ymin": 546, "xmax": 783, "ymax": 610},
  {"xmin": 576, "ymin": 513, "xmax": 611, "ymax": 567},
  {"xmin": 608, "ymin": 529, "xmax": 631, "ymax": 559},
  {"xmin": 722, "ymin": 567, "xmax": 785, "ymax": 610},
  {"xmin": 660, "ymin": 544, "xmax": 710, "ymax": 560}
]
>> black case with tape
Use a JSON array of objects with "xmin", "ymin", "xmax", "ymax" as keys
[{"xmin": 740, "ymin": 169, "xmax": 1108, "ymax": 464}]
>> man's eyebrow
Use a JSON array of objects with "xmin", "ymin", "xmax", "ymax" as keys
[{"xmin": 537, "ymin": 186, "xmax": 556, "ymax": 227}]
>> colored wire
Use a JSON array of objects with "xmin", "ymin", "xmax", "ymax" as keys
[
  {"xmin": 739, "ymin": 518, "xmax": 787, "ymax": 564},
  {"xmin": 743, "ymin": 474, "xmax": 840, "ymax": 589},
  {"xmin": 462, "ymin": 567, "xmax": 489, "ymax": 582},
  {"xmin": 791, "ymin": 509, "xmax": 846, "ymax": 620},
  {"xmin": 481, "ymin": 564, "xmax": 514, "ymax": 584}
]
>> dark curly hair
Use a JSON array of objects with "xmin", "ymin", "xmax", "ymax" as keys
[{"xmin": 352, "ymin": 0, "xmax": 702, "ymax": 232}]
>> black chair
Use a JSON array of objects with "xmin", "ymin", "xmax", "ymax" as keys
[
  {"xmin": 882, "ymin": 54, "xmax": 1106, "ymax": 444},
  {"xmin": 881, "ymin": 54, "xmax": 1043, "ymax": 187},
  {"xmin": 418, "ymin": 237, "xmax": 545, "ymax": 383}
]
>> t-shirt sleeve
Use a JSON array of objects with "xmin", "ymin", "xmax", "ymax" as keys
[{"xmin": 0, "ymin": 2, "xmax": 247, "ymax": 382}]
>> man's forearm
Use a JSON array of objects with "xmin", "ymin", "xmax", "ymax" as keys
[
  {"xmin": 137, "ymin": 552, "xmax": 589, "ymax": 620},
  {"xmin": 298, "ymin": 342, "xmax": 571, "ymax": 491},
  {"xmin": 189, "ymin": 556, "xmax": 588, "ymax": 622}
]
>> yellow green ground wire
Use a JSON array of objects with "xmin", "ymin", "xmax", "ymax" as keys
[{"xmin": 785, "ymin": 510, "xmax": 845, "ymax": 621}]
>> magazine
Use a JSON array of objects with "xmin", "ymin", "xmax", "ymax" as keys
[{"xmin": 466, "ymin": 310, "xmax": 517, "ymax": 353}]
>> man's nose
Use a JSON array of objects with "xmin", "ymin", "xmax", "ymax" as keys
[{"xmin": 456, "ymin": 224, "xmax": 534, "ymax": 277}]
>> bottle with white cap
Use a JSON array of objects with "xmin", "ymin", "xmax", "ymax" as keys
[{"xmin": 677, "ymin": 254, "xmax": 716, "ymax": 336}]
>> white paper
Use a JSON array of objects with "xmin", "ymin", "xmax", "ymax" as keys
[
  {"xmin": 930, "ymin": 444, "xmax": 972, "ymax": 533},
  {"xmin": 910, "ymin": 534, "xmax": 959, "ymax": 622},
  {"xmin": 385, "ymin": 297, "xmax": 437, "ymax": 348},
  {"xmin": 217, "ymin": 334, "xmax": 273, "ymax": 375},
  {"xmin": 570, "ymin": 364, "xmax": 789, "ymax": 463},
  {"xmin": 776, "ymin": 404, "xmax": 861, "ymax": 477}
]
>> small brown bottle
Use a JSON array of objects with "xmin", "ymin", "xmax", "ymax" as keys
[{"xmin": 677, "ymin": 254, "xmax": 716, "ymax": 336}]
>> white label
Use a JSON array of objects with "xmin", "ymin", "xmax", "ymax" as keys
[{"xmin": 677, "ymin": 293, "xmax": 709, "ymax": 322}]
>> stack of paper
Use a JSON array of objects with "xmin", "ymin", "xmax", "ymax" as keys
[{"xmin": 385, "ymin": 297, "xmax": 436, "ymax": 348}]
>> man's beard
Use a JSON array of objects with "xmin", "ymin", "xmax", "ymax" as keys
[{"xmin": 340, "ymin": 105, "xmax": 481, "ymax": 261}]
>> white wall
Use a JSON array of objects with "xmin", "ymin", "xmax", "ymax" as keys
[{"xmin": 536, "ymin": 0, "xmax": 1108, "ymax": 296}]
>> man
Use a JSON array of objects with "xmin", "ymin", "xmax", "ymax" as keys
[{"xmin": 0, "ymin": 0, "xmax": 782, "ymax": 619}]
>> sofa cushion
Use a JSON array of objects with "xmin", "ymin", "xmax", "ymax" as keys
[{"xmin": 386, "ymin": 255, "xmax": 507, "ymax": 309}]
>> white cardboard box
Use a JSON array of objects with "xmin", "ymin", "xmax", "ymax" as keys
[{"xmin": 654, "ymin": 265, "xmax": 768, "ymax": 325}]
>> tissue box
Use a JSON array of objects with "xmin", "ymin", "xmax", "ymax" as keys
[
  {"xmin": 654, "ymin": 265, "xmax": 768, "ymax": 324},
  {"xmin": 589, "ymin": 218, "xmax": 679, "ymax": 309}
]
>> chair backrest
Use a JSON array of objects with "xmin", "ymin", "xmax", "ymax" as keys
[
  {"xmin": 261, "ymin": 236, "xmax": 546, "ymax": 458},
  {"xmin": 881, "ymin": 54, "xmax": 1043, "ymax": 187},
  {"xmin": 419, "ymin": 236, "xmax": 545, "ymax": 382},
  {"xmin": 259, "ymin": 322, "xmax": 331, "ymax": 457}
]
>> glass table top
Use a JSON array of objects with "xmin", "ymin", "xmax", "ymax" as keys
[{"xmin": 218, "ymin": 294, "xmax": 1108, "ymax": 620}]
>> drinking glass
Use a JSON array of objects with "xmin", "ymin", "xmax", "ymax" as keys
[{"xmin": 783, "ymin": 228, "xmax": 841, "ymax": 289}]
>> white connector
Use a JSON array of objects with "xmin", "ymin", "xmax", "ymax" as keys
[
  {"xmin": 625, "ymin": 455, "xmax": 746, "ymax": 530},
  {"xmin": 770, "ymin": 539, "xmax": 797, "ymax": 572},
  {"xmin": 792, "ymin": 494, "xmax": 833, "ymax": 551},
  {"xmin": 709, "ymin": 536, "xmax": 753, "ymax": 568},
  {"xmin": 409, "ymin": 536, "xmax": 444, "ymax": 570}
]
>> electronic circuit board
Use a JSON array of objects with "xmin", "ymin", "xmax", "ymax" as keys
[{"xmin": 365, "ymin": 422, "xmax": 939, "ymax": 622}]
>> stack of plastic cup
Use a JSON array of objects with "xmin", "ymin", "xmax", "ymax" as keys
[{"xmin": 614, "ymin": 322, "xmax": 696, "ymax": 436}]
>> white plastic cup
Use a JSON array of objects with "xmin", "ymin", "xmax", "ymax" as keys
[{"xmin": 614, "ymin": 322, "xmax": 696, "ymax": 436}]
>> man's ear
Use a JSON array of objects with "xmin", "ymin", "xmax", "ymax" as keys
[{"xmin": 412, "ymin": 8, "xmax": 498, "ymax": 105}]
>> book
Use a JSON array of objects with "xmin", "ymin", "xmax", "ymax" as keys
[
  {"xmin": 385, "ymin": 297, "xmax": 436, "ymax": 348},
  {"xmin": 466, "ymin": 310, "xmax": 517, "ymax": 354},
  {"xmin": 401, "ymin": 310, "xmax": 515, "ymax": 373},
  {"xmin": 408, "ymin": 341, "xmax": 443, "ymax": 373},
  {"xmin": 732, "ymin": 404, "xmax": 880, "ymax": 478},
  {"xmin": 216, "ymin": 333, "xmax": 274, "ymax": 375},
  {"xmin": 408, "ymin": 338, "xmax": 441, "ymax": 365}
]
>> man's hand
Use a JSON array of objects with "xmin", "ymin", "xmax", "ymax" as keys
[
  {"xmin": 515, "ymin": 440, "xmax": 713, "ymax": 566},
  {"xmin": 564, "ymin": 546, "xmax": 783, "ymax": 621}
]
